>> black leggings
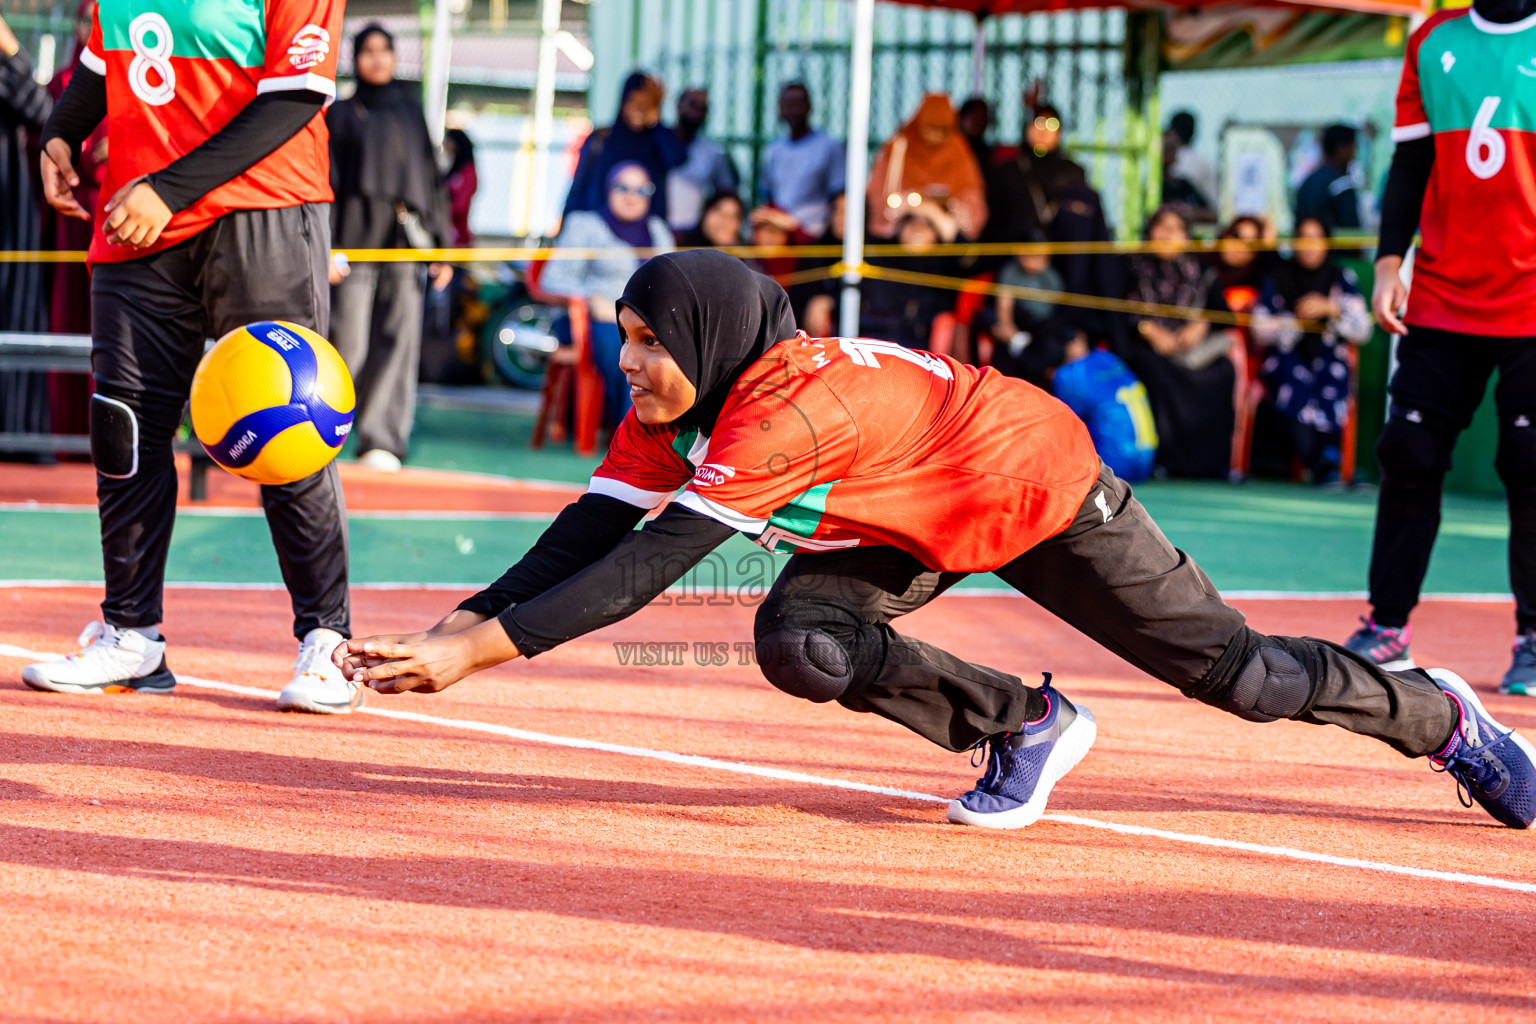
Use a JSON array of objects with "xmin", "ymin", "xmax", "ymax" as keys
[
  {"xmin": 754, "ymin": 464, "xmax": 1456, "ymax": 758},
  {"xmin": 1369, "ymin": 326, "xmax": 1536, "ymax": 631}
]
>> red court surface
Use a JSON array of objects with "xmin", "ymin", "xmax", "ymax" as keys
[
  {"xmin": 0, "ymin": 457, "xmax": 581, "ymax": 515},
  {"xmin": 2, "ymin": 586, "xmax": 1533, "ymax": 1023}
]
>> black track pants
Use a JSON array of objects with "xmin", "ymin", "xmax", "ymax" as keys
[
  {"xmin": 1369, "ymin": 325, "xmax": 1536, "ymax": 632},
  {"xmin": 89, "ymin": 204, "xmax": 350, "ymax": 639},
  {"xmin": 756, "ymin": 464, "xmax": 1456, "ymax": 757}
]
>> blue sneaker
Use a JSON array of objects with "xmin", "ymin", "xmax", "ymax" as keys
[
  {"xmin": 1499, "ymin": 630, "xmax": 1536, "ymax": 697},
  {"xmin": 948, "ymin": 675, "xmax": 1097, "ymax": 829},
  {"xmin": 1428, "ymin": 669, "xmax": 1536, "ymax": 829}
]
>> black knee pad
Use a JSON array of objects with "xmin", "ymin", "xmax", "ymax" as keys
[
  {"xmin": 756, "ymin": 627, "xmax": 853, "ymax": 703},
  {"xmin": 90, "ymin": 392, "xmax": 140, "ymax": 479},
  {"xmin": 1375, "ymin": 412, "xmax": 1454, "ymax": 485},
  {"xmin": 91, "ymin": 384, "xmax": 184, "ymax": 480},
  {"xmin": 1496, "ymin": 414, "xmax": 1536, "ymax": 490},
  {"xmin": 1191, "ymin": 631, "xmax": 1316, "ymax": 723}
]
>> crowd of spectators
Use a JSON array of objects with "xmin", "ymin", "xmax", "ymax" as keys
[
  {"xmin": 1, "ymin": 17, "xmax": 1375, "ymax": 484},
  {"xmin": 570, "ymin": 70, "xmax": 1374, "ymax": 484}
]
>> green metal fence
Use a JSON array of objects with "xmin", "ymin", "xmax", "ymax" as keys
[{"xmin": 589, "ymin": 0, "xmax": 1162, "ymax": 235}]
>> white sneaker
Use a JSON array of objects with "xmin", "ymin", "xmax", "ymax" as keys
[
  {"xmin": 358, "ymin": 449, "xmax": 402, "ymax": 473},
  {"xmin": 21, "ymin": 622, "xmax": 176, "ymax": 694},
  {"xmin": 276, "ymin": 628, "xmax": 363, "ymax": 714}
]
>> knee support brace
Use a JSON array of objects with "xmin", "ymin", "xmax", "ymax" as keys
[
  {"xmin": 756, "ymin": 626, "xmax": 854, "ymax": 703},
  {"xmin": 1375, "ymin": 411, "xmax": 1455, "ymax": 486},
  {"xmin": 90, "ymin": 392, "xmax": 140, "ymax": 479},
  {"xmin": 1189, "ymin": 629, "xmax": 1317, "ymax": 723},
  {"xmin": 90, "ymin": 384, "xmax": 184, "ymax": 480}
]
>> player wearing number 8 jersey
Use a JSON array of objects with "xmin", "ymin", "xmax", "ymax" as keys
[
  {"xmin": 1346, "ymin": 0, "xmax": 1536, "ymax": 696},
  {"xmin": 336, "ymin": 251, "xmax": 1536, "ymax": 832},
  {"xmin": 25, "ymin": 0, "xmax": 359, "ymax": 712}
]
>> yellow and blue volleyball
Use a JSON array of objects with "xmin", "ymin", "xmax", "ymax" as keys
[{"xmin": 189, "ymin": 321, "xmax": 355, "ymax": 486}]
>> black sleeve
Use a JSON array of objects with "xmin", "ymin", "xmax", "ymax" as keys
[
  {"xmin": 498, "ymin": 505, "xmax": 738, "ymax": 657},
  {"xmin": 1377, "ymin": 136, "xmax": 1435, "ymax": 261},
  {"xmin": 39, "ymin": 65, "xmax": 103, "ymax": 160},
  {"xmin": 1, "ymin": 50, "xmax": 51, "ymax": 130},
  {"xmin": 144, "ymin": 91, "xmax": 326, "ymax": 213},
  {"xmin": 456, "ymin": 493, "xmax": 649, "ymax": 617}
]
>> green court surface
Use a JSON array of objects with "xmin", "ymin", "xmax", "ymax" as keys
[
  {"xmin": 0, "ymin": 404, "xmax": 1514, "ymax": 595},
  {"xmin": 0, "ymin": 481, "xmax": 1512, "ymax": 598}
]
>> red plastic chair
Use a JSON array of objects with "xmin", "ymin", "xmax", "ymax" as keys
[{"xmin": 526, "ymin": 259, "xmax": 605, "ymax": 457}]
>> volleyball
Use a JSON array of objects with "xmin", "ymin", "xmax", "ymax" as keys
[{"xmin": 189, "ymin": 321, "xmax": 356, "ymax": 486}]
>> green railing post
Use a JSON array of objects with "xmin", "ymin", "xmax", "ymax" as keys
[{"xmin": 748, "ymin": 0, "xmax": 771, "ymax": 203}]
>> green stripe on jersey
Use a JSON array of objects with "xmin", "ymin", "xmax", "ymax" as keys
[
  {"xmin": 766, "ymin": 481, "xmax": 835, "ymax": 537},
  {"xmin": 1421, "ymin": 15, "xmax": 1536, "ymax": 132},
  {"xmin": 97, "ymin": 0, "xmax": 265, "ymax": 67}
]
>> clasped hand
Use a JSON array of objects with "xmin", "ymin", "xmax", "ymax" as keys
[{"xmin": 331, "ymin": 616, "xmax": 521, "ymax": 695}]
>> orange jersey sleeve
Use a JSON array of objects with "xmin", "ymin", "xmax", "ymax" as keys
[
  {"xmin": 589, "ymin": 410, "xmax": 697, "ymax": 509},
  {"xmin": 257, "ymin": 0, "xmax": 344, "ymax": 100}
]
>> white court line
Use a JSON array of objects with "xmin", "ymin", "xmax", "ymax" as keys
[
  {"xmin": 0, "ymin": 640, "xmax": 1531, "ymax": 897},
  {"xmin": 0, "ymin": 503, "xmax": 558, "ymax": 522},
  {"xmin": 0, "ymin": 580, "xmax": 1515, "ymax": 602}
]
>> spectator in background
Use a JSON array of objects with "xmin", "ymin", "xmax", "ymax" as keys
[
  {"xmin": 42, "ymin": 0, "xmax": 103, "ymax": 439},
  {"xmin": 1124, "ymin": 205, "xmax": 1236, "ymax": 479},
  {"xmin": 977, "ymin": 226, "xmax": 1081, "ymax": 389},
  {"xmin": 868, "ymin": 93, "xmax": 987, "ymax": 241},
  {"xmin": 678, "ymin": 189, "xmax": 744, "ymax": 249},
  {"xmin": 988, "ymin": 97, "xmax": 1120, "ymax": 346},
  {"xmin": 793, "ymin": 190, "xmax": 845, "ymax": 335},
  {"xmin": 957, "ymin": 96, "xmax": 993, "ymax": 169},
  {"xmin": 1251, "ymin": 216, "xmax": 1372, "ymax": 483},
  {"xmin": 986, "ymin": 99, "xmax": 1087, "ymax": 242},
  {"xmin": 565, "ymin": 72, "xmax": 683, "ymax": 224},
  {"xmin": 1, "ymin": 11, "xmax": 53, "ymax": 457},
  {"xmin": 858, "ymin": 205, "xmax": 963, "ymax": 351},
  {"xmin": 1296, "ymin": 124, "xmax": 1362, "ymax": 235},
  {"xmin": 1162, "ymin": 110, "xmax": 1217, "ymax": 223},
  {"xmin": 542, "ymin": 161, "xmax": 673, "ymax": 429},
  {"xmin": 743, "ymin": 205, "xmax": 800, "ymax": 284},
  {"xmin": 326, "ymin": 24, "xmax": 448, "ymax": 474},
  {"xmin": 760, "ymin": 82, "xmax": 844, "ymax": 237},
  {"xmin": 665, "ymin": 88, "xmax": 737, "ymax": 235},
  {"xmin": 1212, "ymin": 215, "xmax": 1274, "ymax": 297},
  {"xmin": 442, "ymin": 128, "xmax": 478, "ymax": 246}
]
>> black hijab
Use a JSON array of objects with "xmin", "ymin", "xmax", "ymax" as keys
[
  {"xmin": 1270, "ymin": 219, "xmax": 1339, "ymax": 307},
  {"xmin": 616, "ymin": 250, "xmax": 798, "ymax": 432},
  {"xmin": 329, "ymin": 27, "xmax": 442, "ymax": 223}
]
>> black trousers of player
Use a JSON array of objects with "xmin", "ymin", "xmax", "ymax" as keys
[
  {"xmin": 755, "ymin": 464, "xmax": 1457, "ymax": 758},
  {"xmin": 1369, "ymin": 326, "xmax": 1536, "ymax": 632},
  {"xmin": 90, "ymin": 204, "xmax": 350, "ymax": 638}
]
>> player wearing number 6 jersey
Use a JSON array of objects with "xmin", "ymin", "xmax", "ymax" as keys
[
  {"xmin": 24, "ymin": 0, "xmax": 358, "ymax": 712},
  {"xmin": 336, "ymin": 251, "xmax": 1536, "ymax": 831},
  {"xmin": 1346, "ymin": 0, "xmax": 1536, "ymax": 696}
]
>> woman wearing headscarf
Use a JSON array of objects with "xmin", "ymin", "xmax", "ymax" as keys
[
  {"xmin": 333, "ymin": 249, "xmax": 1531, "ymax": 834},
  {"xmin": 564, "ymin": 72, "xmax": 685, "ymax": 224},
  {"xmin": 1124, "ymin": 205, "xmax": 1236, "ymax": 479},
  {"xmin": 443, "ymin": 127, "xmax": 478, "ymax": 247},
  {"xmin": 866, "ymin": 93, "xmax": 987, "ymax": 241},
  {"xmin": 541, "ymin": 161, "xmax": 674, "ymax": 428},
  {"xmin": 326, "ymin": 24, "xmax": 449, "ymax": 472},
  {"xmin": 1251, "ymin": 216, "xmax": 1372, "ymax": 483}
]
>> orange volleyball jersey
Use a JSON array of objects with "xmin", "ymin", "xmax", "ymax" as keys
[{"xmin": 590, "ymin": 334, "xmax": 1100, "ymax": 572}]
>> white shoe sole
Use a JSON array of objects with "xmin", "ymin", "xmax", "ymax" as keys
[
  {"xmin": 276, "ymin": 688, "xmax": 362, "ymax": 714},
  {"xmin": 1429, "ymin": 668, "xmax": 1536, "ymax": 767},
  {"xmin": 1378, "ymin": 657, "xmax": 1416, "ymax": 672},
  {"xmin": 21, "ymin": 662, "xmax": 176, "ymax": 695},
  {"xmin": 946, "ymin": 705, "xmax": 1097, "ymax": 829}
]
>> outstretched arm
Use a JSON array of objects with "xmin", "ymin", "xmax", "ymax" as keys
[{"xmin": 343, "ymin": 506, "xmax": 736, "ymax": 694}]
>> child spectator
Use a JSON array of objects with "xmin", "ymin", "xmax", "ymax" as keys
[
  {"xmin": 981, "ymin": 226, "xmax": 1082, "ymax": 388},
  {"xmin": 1250, "ymin": 216, "xmax": 1372, "ymax": 483},
  {"xmin": 858, "ymin": 208, "xmax": 961, "ymax": 351}
]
